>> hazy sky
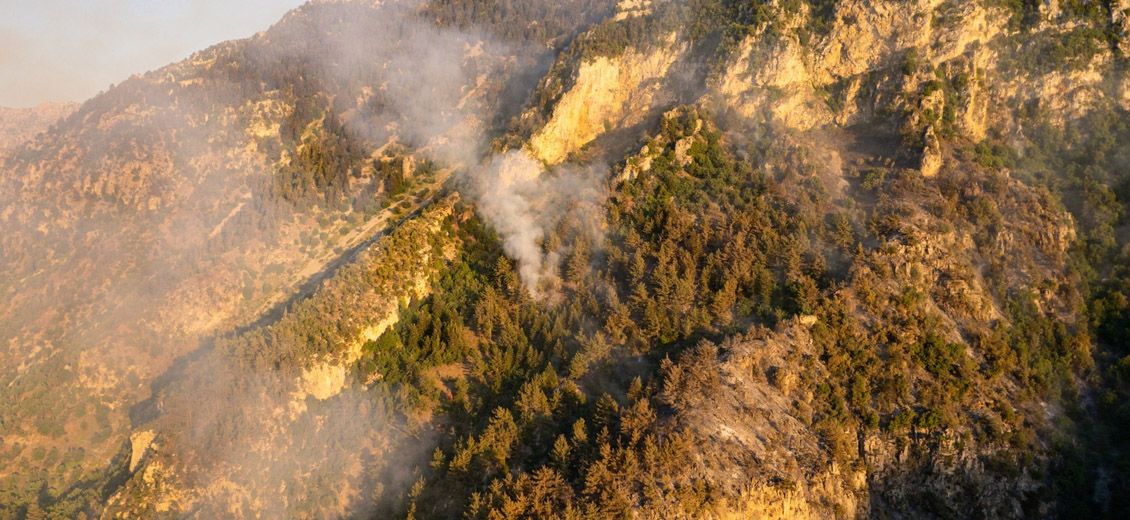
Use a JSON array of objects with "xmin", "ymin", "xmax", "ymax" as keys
[{"xmin": 0, "ymin": 0, "xmax": 306, "ymax": 107}]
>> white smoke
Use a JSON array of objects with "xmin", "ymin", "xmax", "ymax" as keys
[
  {"xmin": 154, "ymin": 0, "xmax": 611, "ymax": 514},
  {"xmin": 0, "ymin": 0, "xmax": 613, "ymax": 515},
  {"xmin": 469, "ymin": 150, "xmax": 607, "ymax": 299}
]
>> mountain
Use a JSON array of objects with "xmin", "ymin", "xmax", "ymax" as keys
[
  {"xmin": 2, "ymin": 0, "xmax": 1130, "ymax": 518},
  {"xmin": 0, "ymin": 102, "xmax": 78, "ymax": 151}
]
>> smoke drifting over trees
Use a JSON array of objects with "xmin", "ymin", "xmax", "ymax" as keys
[
  {"xmin": 100, "ymin": 0, "xmax": 614, "ymax": 514},
  {"xmin": 7, "ymin": 0, "xmax": 1130, "ymax": 517},
  {"xmin": 271, "ymin": 0, "xmax": 611, "ymax": 299},
  {"xmin": 470, "ymin": 150, "xmax": 607, "ymax": 299}
]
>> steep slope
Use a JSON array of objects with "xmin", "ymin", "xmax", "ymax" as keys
[
  {"xmin": 0, "ymin": 0, "xmax": 543, "ymax": 513},
  {"xmin": 5, "ymin": 0, "xmax": 1130, "ymax": 518},
  {"xmin": 396, "ymin": 1, "xmax": 1128, "ymax": 517}
]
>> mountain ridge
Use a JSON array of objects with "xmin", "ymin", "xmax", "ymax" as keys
[{"xmin": 2, "ymin": 0, "xmax": 1130, "ymax": 517}]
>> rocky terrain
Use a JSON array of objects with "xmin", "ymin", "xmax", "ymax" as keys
[{"xmin": 2, "ymin": 0, "xmax": 1130, "ymax": 518}]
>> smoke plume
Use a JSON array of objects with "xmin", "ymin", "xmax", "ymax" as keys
[
  {"xmin": 469, "ymin": 150, "xmax": 607, "ymax": 298},
  {"xmin": 0, "ymin": 0, "xmax": 613, "ymax": 515},
  {"xmin": 150, "ymin": 0, "xmax": 609, "ymax": 513}
]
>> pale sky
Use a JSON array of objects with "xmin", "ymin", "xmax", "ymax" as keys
[{"xmin": 0, "ymin": 0, "xmax": 306, "ymax": 107}]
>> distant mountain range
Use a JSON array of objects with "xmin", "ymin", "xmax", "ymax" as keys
[
  {"xmin": 3, "ymin": 0, "xmax": 1130, "ymax": 518},
  {"xmin": 0, "ymin": 102, "xmax": 78, "ymax": 151}
]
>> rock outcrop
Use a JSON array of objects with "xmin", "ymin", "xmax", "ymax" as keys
[
  {"xmin": 663, "ymin": 324, "xmax": 864, "ymax": 518},
  {"xmin": 530, "ymin": 38, "xmax": 683, "ymax": 164},
  {"xmin": 128, "ymin": 431, "xmax": 156, "ymax": 473},
  {"xmin": 919, "ymin": 125, "xmax": 943, "ymax": 178}
]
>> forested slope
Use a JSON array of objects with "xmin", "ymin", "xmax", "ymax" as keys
[{"xmin": 3, "ymin": 0, "xmax": 1130, "ymax": 518}]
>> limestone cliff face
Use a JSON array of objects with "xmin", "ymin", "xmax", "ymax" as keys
[
  {"xmin": 298, "ymin": 310, "xmax": 401, "ymax": 402},
  {"xmin": 718, "ymin": 36, "xmax": 836, "ymax": 131},
  {"xmin": 529, "ymin": 37, "xmax": 684, "ymax": 164},
  {"xmin": 710, "ymin": 0, "xmax": 1114, "ymax": 140},
  {"xmin": 716, "ymin": 0, "xmax": 997, "ymax": 131},
  {"xmin": 128, "ymin": 431, "xmax": 156, "ymax": 473},
  {"xmin": 519, "ymin": 0, "xmax": 1115, "ymax": 177}
]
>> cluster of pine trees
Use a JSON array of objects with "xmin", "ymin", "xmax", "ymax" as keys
[{"xmin": 343, "ymin": 106, "xmax": 1107, "ymax": 517}]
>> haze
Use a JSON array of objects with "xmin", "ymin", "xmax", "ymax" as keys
[{"xmin": 0, "ymin": 0, "xmax": 304, "ymax": 107}]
